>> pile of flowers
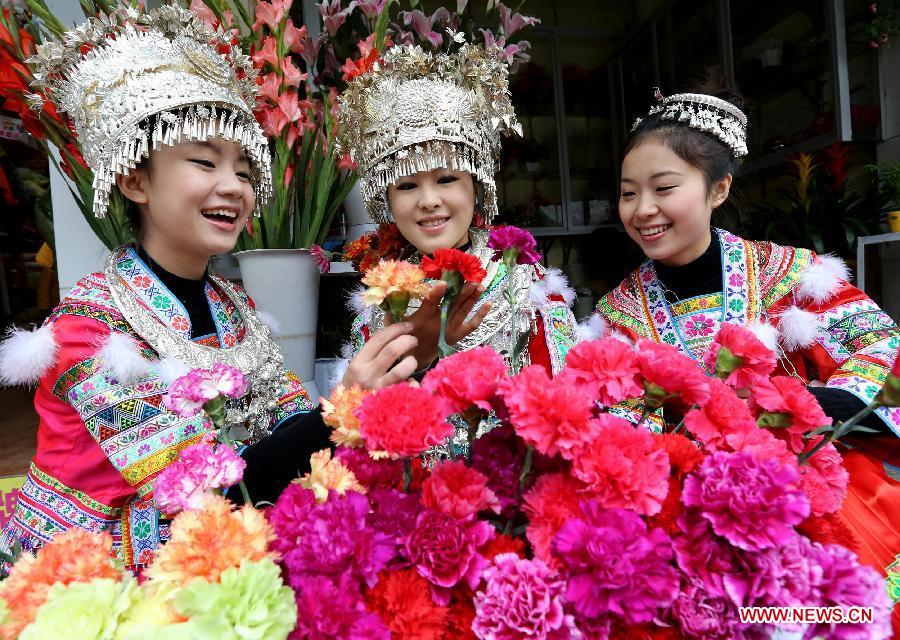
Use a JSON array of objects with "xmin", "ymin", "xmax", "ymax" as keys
[{"xmin": 1, "ymin": 229, "xmax": 897, "ymax": 638}]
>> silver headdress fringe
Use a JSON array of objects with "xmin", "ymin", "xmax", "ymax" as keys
[
  {"xmin": 27, "ymin": 5, "xmax": 271, "ymax": 218},
  {"xmin": 338, "ymin": 44, "xmax": 522, "ymax": 224},
  {"xmin": 633, "ymin": 92, "xmax": 748, "ymax": 158}
]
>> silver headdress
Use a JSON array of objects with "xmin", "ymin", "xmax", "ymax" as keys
[
  {"xmin": 27, "ymin": 5, "xmax": 271, "ymax": 218},
  {"xmin": 337, "ymin": 44, "xmax": 522, "ymax": 224},
  {"xmin": 632, "ymin": 91, "xmax": 748, "ymax": 158}
]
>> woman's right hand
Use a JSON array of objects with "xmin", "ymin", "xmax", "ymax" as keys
[{"xmin": 340, "ymin": 321, "xmax": 419, "ymax": 390}]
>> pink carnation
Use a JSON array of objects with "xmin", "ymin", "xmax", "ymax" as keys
[
  {"xmin": 636, "ymin": 340, "xmax": 711, "ymax": 408},
  {"xmin": 562, "ymin": 337, "xmax": 642, "ymax": 406},
  {"xmin": 751, "ymin": 375, "xmax": 830, "ymax": 436},
  {"xmin": 367, "ymin": 488, "xmax": 423, "ymax": 546},
  {"xmin": 570, "ymin": 413, "xmax": 670, "ymax": 516},
  {"xmin": 404, "ymin": 509, "xmax": 493, "ymax": 605},
  {"xmin": 268, "ymin": 483, "xmax": 319, "ymax": 557},
  {"xmin": 153, "ymin": 442, "xmax": 245, "ymax": 515},
  {"xmin": 355, "ymin": 382, "xmax": 453, "ymax": 457},
  {"xmin": 683, "ymin": 378, "xmax": 758, "ymax": 451},
  {"xmin": 797, "ymin": 441, "xmax": 848, "ymax": 516},
  {"xmin": 472, "ymin": 553, "xmax": 579, "ymax": 640},
  {"xmin": 522, "ymin": 473, "xmax": 584, "ymax": 565},
  {"xmin": 703, "ymin": 322, "xmax": 776, "ymax": 390},
  {"xmin": 163, "ymin": 371, "xmax": 208, "ymax": 417},
  {"xmin": 334, "ymin": 447, "xmax": 403, "ymax": 490},
  {"xmin": 670, "ymin": 581, "xmax": 742, "ymax": 639},
  {"xmin": 421, "ymin": 460, "xmax": 500, "ymax": 521},
  {"xmin": 206, "ymin": 362, "xmax": 249, "ymax": 398},
  {"xmin": 499, "ymin": 365, "xmax": 598, "ymax": 458},
  {"xmin": 682, "ymin": 451, "xmax": 810, "ymax": 551},
  {"xmin": 487, "ymin": 225, "xmax": 541, "ymax": 265},
  {"xmin": 471, "ymin": 425, "xmax": 529, "ymax": 515},
  {"xmin": 422, "ymin": 346, "xmax": 507, "ymax": 414},
  {"xmin": 552, "ymin": 502, "xmax": 679, "ymax": 624},
  {"xmin": 162, "ymin": 365, "xmax": 248, "ymax": 417},
  {"xmin": 722, "ymin": 424, "xmax": 796, "ymax": 470},
  {"xmin": 290, "ymin": 574, "xmax": 390, "ymax": 640}
]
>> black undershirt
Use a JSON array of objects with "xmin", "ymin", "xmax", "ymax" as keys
[
  {"xmin": 652, "ymin": 231, "xmax": 884, "ymax": 433},
  {"xmin": 135, "ymin": 245, "xmax": 331, "ymax": 504}
]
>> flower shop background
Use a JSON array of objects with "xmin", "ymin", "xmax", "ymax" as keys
[{"xmin": 1, "ymin": 0, "xmax": 900, "ymax": 510}]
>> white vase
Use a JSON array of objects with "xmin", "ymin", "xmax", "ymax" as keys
[
  {"xmin": 234, "ymin": 249, "xmax": 321, "ymax": 401},
  {"xmin": 343, "ymin": 182, "xmax": 378, "ymax": 243}
]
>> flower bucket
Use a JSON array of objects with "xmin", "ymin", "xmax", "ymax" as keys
[
  {"xmin": 343, "ymin": 182, "xmax": 378, "ymax": 243},
  {"xmin": 234, "ymin": 248, "xmax": 321, "ymax": 401}
]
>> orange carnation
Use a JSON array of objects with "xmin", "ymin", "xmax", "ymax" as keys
[
  {"xmin": 361, "ymin": 259, "xmax": 430, "ymax": 308},
  {"xmin": 297, "ymin": 449, "xmax": 366, "ymax": 502},
  {"xmin": 321, "ymin": 383, "xmax": 371, "ymax": 448},
  {"xmin": 0, "ymin": 529, "xmax": 122, "ymax": 639},
  {"xmin": 143, "ymin": 495, "xmax": 274, "ymax": 586}
]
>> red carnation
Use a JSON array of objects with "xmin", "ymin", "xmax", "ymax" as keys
[
  {"xmin": 480, "ymin": 533, "xmax": 527, "ymax": 561},
  {"xmin": 751, "ymin": 375, "xmax": 830, "ymax": 442},
  {"xmin": 421, "ymin": 248, "xmax": 487, "ymax": 284},
  {"xmin": 498, "ymin": 365, "xmax": 598, "ymax": 458},
  {"xmin": 365, "ymin": 568, "xmax": 448, "ymax": 640},
  {"xmin": 655, "ymin": 432, "xmax": 705, "ymax": 478},
  {"xmin": 683, "ymin": 378, "xmax": 758, "ymax": 452},
  {"xmin": 563, "ymin": 337, "xmax": 642, "ymax": 406},
  {"xmin": 355, "ymin": 383, "xmax": 453, "ymax": 457},
  {"xmin": 703, "ymin": 322, "xmax": 777, "ymax": 390},
  {"xmin": 636, "ymin": 340, "xmax": 711, "ymax": 409},
  {"xmin": 570, "ymin": 413, "xmax": 670, "ymax": 516},
  {"xmin": 422, "ymin": 346, "xmax": 507, "ymax": 414},
  {"xmin": 522, "ymin": 472, "xmax": 583, "ymax": 565},
  {"xmin": 421, "ymin": 460, "xmax": 501, "ymax": 521}
]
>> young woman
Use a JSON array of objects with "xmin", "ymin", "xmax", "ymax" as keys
[
  {"xmin": 0, "ymin": 6, "xmax": 426, "ymax": 572},
  {"xmin": 337, "ymin": 44, "xmax": 579, "ymax": 379},
  {"xmin": 596, "ymin": 89, "xmax": 899, "ymax": 623}
]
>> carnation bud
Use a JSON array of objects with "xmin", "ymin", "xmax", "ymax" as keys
[
  {"xmin": 441, "ymin": 269, "xmax": 464, "ymax": 299},
  {"xmin": 712, "ymin": 345, "xmax": 744, "ymax": 380},
  {"xmin": 756, "ymin": 411, "xmax": 793, "ymax": 428},
  {"xmin": 203, "ymin": 395, "xmax": 227, "ymax": 425},
  {"xmin": 502, "ymin": 247, "xmax": 520, "ymax": 273},
  {"xmin": 383, "ymin": 291, "xmax": 412, "ymax": 323},
  {"xmin": 642, "ymin": 381, "xmax": 669, "ymax": 410}
]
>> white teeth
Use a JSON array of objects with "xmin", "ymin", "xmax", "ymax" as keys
[
  {"xmin": 419, "ymin": 218, "xmax": 448, "ymax": 228},
  {"xmin": 639, "ymin": 224, "xmax": 671, "ymax": 237},
  {"xmin": 203, "ymin": 209, "xmax": 238, "ymax": 220}
]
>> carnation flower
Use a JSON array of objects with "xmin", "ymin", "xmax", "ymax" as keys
[
  {"xmin": 552, "ymin": 503, "xmax": 679, "ymax": 624},
  {"xmin": 367, "ymin": 488, "xmax": 424, "ymax": 546},
  {"xmin": 267, "ymin": 483, "xmax": 318, "ymax": 557},
  {"xmin": 18, "ymin": 577, "xmax": 138, "ymax": 640},
  {"xmin": 163, "ymin": 365, "xmax": 248, "ymax": 417},
  {"xmin": 290, "ymin": 574, "xmax": 390, "ymax": 640},
  {"xmin": 499, "ymin": 365, "xmax": 598, "ymax": 458},
  {"xmin": 334, "ymin": 447, "xmax": 404, "ymax": 490},
  {"xmin": 421, "ymin": 248, "xmax": 487, "ymax": 285},
  {"xmin": 722, "ymin": 424, "xmax": 796, "ymax": 470},
  {"xmin": 481, "ymin": 534, "xmax": 527, "ymax": 562},
  {"xmin": 796, "ymin": 441, "xmax": 848, "ymax": 516},
  {"xmin": 173, "ymin": 559, "xmax": 297, "ymax": 640},
  {"xmin": 751, "ymin": 375, "xmax": 830, "ymax": 437},
  {"xmin": 154, "ymin": 441, "xmax": 246, "ymax": 515},
  {"xmin": 673, "ymin": 511, "xmax": 743, "ymax": 601},
  {"xmin": 405, "ymin": 509, "xmax": 493, "ymax": 604},
  {"xmin": 163, "ymin": 371, "xmax": 208, "ymax": 417},
  {"xmin": 683, "ymin": 378, "xmax": 758, "ymax": 452},
  {"xmin": 703, "ymin": 323, "xmax": 776, "ymax": 390},
  {"xmin": 297, "ymin": 449, "xmax": 366, "ymax": 503},
  {"xmin": 804, "ymin": 543, "xmax": 894, "ymax": 639},
  {"xmin": 0, "ymin": 529, "xmax": 122, "ymax": 639},
  {"xmin": 487, "ymin": 226, "xmax": 541, "ymax": 266},
  {"xmin": 361, "ymin": 259, "xmax": 430, "ymax": 319},
  {"xmin": 205, "ymin": 362, "xmax": 249, "ymax": 399},
  {"xmin": 471, "ymin": 425, "xmax": 528, "ymax": 515},
  {"xmin": 570, "ymin": 414, "xmax": 670, "ymax": 516},
  {"xmin": 365, "ymin": 568, "xmax": 449, "ymax": 640},
  {"xmin": 472, "ymin": 553, "xmax": 580, "ymax": 640},
  {"xmin": 636, "ymin": 341, "xmax": 711, "ymax": 409},
  {"xmin": 145, "ymin": 495, "xmax": 274, "ymax": 586},
  {"xmin": 283, "ymin": 491, "xmax": 393, "ymax": 589},
  {"xmin": 681, "ymin": 451, "xmax": 810, "ymax": 551},
  {"xmin": 445, "ymin": 597, "xmax": 478, "ymax": 640},
  {"xmin": 321, "ymin": 384, "xmax": 371, "ymax": 448},
  {"xmin": 355, "ymin": 382, "xmax": 453, "ymax": 457},
  {"xmin": 654, "ymin": 433, "xmax": 705, "ymax": 478},
  {"xmin": 422, "ymin": 460, "xmax": 500, "ymax": 521},
  {"xmin": 563, "ymin": 337, "xmax": 642, "ymax": 406},
  {"xmin": 670, "ymin": 580, "xmax": 742, "ymax": 639},
  {"xmin": 523, "ymin": 473, "xmax": 584, "ymax": 565},
  {"xmin": 422, "ymin": 346, "xmax": 507, "ymax": 414}
]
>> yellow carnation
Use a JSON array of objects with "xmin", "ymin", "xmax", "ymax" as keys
[
  {"xmin": 297, "ymin": 449, "xmax": 366, "ymax": 503},
  {"xmin": 361, "ymin": 259, "xmax": 430, "ymax": 308},
  {"xmin": 322, "ymin": 384, "xmax": 371, "ymax": 448}
]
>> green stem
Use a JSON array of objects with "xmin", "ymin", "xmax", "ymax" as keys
[
  {"xmin": 402, "ymin": 458, "xmax": 412, "ymax": 493},
  {"xmin": 438, "ymin": 302, "xmax": 452, "ymax": 357},
  {"xmin": 217, "ymin": 421, "xmax": 252, "ymax": 506},
  {"xmin": 798, "ymin": 402, "xmax": 880, "ymax": 465},
  {"xmin": 637, "ymin": 405, "xmax": 650, "ymax": 430},
  {"xmin": 504, "ymin": 446, "xmax": 534, "ymax": 535},
  {"xmin": 508, "ymin": 274, "xmax": 519, "ymax": 374}
]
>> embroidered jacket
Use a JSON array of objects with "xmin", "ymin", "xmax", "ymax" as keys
[
  {"xmin": 0, "ymin": 247, "xmax": 313, "ymax": 570},
  {"xmin": 597, "ymin": 229, "xmax": 900, "ymax": 435},
  {"xmin": 348, "ymin": 230, "xmax": 579, "ymax": 377}
]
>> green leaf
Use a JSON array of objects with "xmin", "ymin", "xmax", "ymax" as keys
[{"xmin": 884, "ymin": 462, "xmax": 900, "ymax": 483}]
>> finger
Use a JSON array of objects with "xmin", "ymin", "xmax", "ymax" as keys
[
  {"xmin": 358, "ymin": 321, "xmax": 413, "ymax": 360},
  {"xmin": 377, "ymin": 355, "xmax": 418, "ymax": 387},
  {"xmin": 448, "ymin": 285, "xmax": 485, "ymax": 324},
  {"xmin": 420, "ymin": 282, "xmax": 446, "ymax": 310},
  {"xmin": 452, "ymin": 301, "xmax": 491, "ymax": 341},
  {"xmin": 371, "ymin": 334, "xmax": 419, "ymax": 373}
]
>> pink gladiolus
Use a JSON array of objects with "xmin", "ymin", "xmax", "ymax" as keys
[
  {"xmin": 282, "ymin": 21, "xmax": 307, "ymax": 54},
  {"xmin": 277, "ymin": 92, "xmax": 304, "ymax": 124},
  {"xmin": 281, "ymin": 57, "xmax": 307, "ymax": 87},
  {"xmin": 189, "ymin": 0, "xmax": 218, "ymax": 28},
  {"xmin": 251, "ymin": 36, "xmax": 280, "ymax": 70},
  {"xmin": 497, "ymin": 2, "xmax": 539, "ymax": 37},
  {"xmin": 258, "ymin": 72, "xmax": 281, "ymax": 103},
  {"xmin": 252, "ymin": 0, "xmax": 291, "ymax": 31}
]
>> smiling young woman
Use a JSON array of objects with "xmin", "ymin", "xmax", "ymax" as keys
[{"xmin": 0, "ymin": 5, "xmax": 424, "ymax": 573}]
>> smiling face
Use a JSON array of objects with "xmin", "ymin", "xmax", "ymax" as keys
[
  {"xmin": 386, "ymin": 168, "xmax": 477, "ymax": 255},
  {"xmin": 117, "ymin": 137, "xmax": 256, "ymax": 278},
  {"xmin": 618, "ymin": 139, "xmax": 731, "ymax": 267}
]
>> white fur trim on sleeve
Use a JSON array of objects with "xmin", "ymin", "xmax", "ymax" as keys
[
  {"xmin": 747, "ymin": 320, "xmax": 781, "ymax": 355},
  {"xmin": 778, "ymin": 306, "xmax": 820, "ymax": 351},
  {"xmin": 528, "ymin": 268, "xmax": 576, "ymax": 308},
  {"xmin": 330, "ymin": 357, "xmax": 350, "ymax": 391},
  {"xmin": 796, "ymin": 255, "xmax": 850, "ymax": 304},
  {"xmin": 97, "ymin": 331, "xmax": 152, "ymax": 385},
  {"xmin": 575, "ymin": 314, "xmax": 609, "ymax": 343},
  {"xmin": 155, "ymin": 356, "xmax": 191, "ymax": 386},
  {"xmin": 346, "ymin": 284, "xmax": 370, "ymax": 315},
  {"xmin": 0, "ymin": 324, "xmax": 58, "ymax": 386}
]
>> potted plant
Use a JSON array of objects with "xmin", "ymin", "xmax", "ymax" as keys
[{"xmin": 872, "ymin": 161, "xmax": 900, "ymax": 232}]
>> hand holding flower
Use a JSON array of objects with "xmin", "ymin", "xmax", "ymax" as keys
[{"xmin": 340, "ymin": 321, "xmax": 420, "ymax": 389}]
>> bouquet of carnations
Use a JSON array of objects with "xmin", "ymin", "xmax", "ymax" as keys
[{"xmin": 2, "ymin": 231, "xmax": 898, "ymax": 639}]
